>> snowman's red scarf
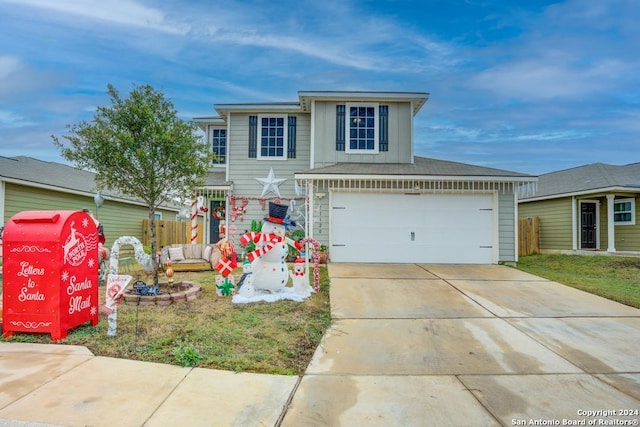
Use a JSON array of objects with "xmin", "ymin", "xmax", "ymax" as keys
[{"xmin": 240, "ymin": 231, "xmax": 302, "ymax": 262}]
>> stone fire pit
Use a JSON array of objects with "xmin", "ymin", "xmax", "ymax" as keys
[{"xmin": 122, "ymin": 281, "xmax": 201, "ymax": 307}]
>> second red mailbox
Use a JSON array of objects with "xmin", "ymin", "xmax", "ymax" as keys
[{"xmin": 2, "ymin": 210, "xmax": 99, "ymax": 340}]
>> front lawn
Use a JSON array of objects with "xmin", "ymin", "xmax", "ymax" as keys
[
  {"xmin": 0, "ymin": 268, "xmax": 332, "ymax": 375},
  {"xmin": 515, "ymin": 254, "xmax": 640, "ymax": 308}
]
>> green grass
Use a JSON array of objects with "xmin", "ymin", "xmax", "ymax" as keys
[
  {"xmin": 515, "ymin": 254, "xmax": 640, "ymax": 308},
  {"xmin": 0, "ymin": 267, "xmax": 332, "ymax": 375}
]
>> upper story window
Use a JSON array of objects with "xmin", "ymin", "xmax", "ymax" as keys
[
  {"xmin": 211, "ymin": 128, "xmax": 226, "ymax": 164},
  {"xmin": 347, "ymin": 103, "xmax": 378, "ymax": 153},
  {"xmin": 336, "ymin": 103, "xmax": 388, "ymax": 153},
  {"xmin": 259, "ymin": 115, "xmax": 287, "ymax": 159},
  {"xmin": 248, "ymin": 115, "xmax": 296, "ymax": 159},
  {"xmin": 614, "ymin": 198, "xmax": 635, "ymax": 225}
]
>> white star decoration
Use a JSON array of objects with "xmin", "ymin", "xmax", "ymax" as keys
[{"xmin": 256, "ymin": 168, "xmax": 286, "ymax": 197}]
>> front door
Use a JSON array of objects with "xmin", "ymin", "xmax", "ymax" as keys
[
  {"xmin": 580, "ymin": 202, "xmax": 597, "ymax": 249},
  {"xmin": 209, "ymin": 200, "xmax": 225, "ymax": 244}
]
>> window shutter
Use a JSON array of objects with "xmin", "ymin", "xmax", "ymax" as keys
[
  {"xmin": 336, "ymin": 105, "xmax": 345, "ymax": 151},
  {"xmin": 287, "ymin": 116, "xmax": 297, "ymax": 158},
  {"xmin": 379, "ymin": 105, "xmax": 388, "ymax": 152},
  {"xmin": 248, "ymin": 115, "xmax": 257, "ymax": 158}
]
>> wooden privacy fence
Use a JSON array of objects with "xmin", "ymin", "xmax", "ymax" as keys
[
  {"xmin": 142, "ymin": 219, "xmax": 203, "ymax": 248},
  {"xmin": 518, "ymin": 216, "xmax": 540, "ymax": 256}
]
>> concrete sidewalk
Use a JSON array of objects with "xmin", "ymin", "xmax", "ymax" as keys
[{"xmin": 1, "ymin": 264, "xmax": 639, "ymax": 426}]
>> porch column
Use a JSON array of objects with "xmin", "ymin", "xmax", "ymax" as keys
[{"xmin": 606, "ymin": 194, "xmax": 616, "ymax": 252}]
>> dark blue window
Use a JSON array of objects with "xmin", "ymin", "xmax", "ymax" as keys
[
  {"xmin": 260, "ymin": 117, "xmax": 285, "ymax": 158},
  {"xmin": 349, "ymin": 106, "xmax": 375, "ymax": 150},
  {"xmin": 211, "ymin": 128, "xmax": 226, "ymax": 164}
]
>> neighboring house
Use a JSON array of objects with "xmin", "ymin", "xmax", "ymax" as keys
[
  {"xmin": 0, "ymin": 156, "xmax": 183, "ymax": 249},
  {"xmin": 519, "ymin": 162, "xmax": 640, "ymax": 254},
  {"xmin": 195, "ymin": 90, "xmax": 537, "ymax": 264}
]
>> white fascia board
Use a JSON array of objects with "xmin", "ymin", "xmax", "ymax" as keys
[
  {"xmin": 1, "ymin": 178, "xmax": 180, "ymax": 211},
  {"xmin": 298, "ymin": 91, "xmax": 430, "ymax": 115},
  {"xmin": 193, "ymin": 116, "xmax": 224, "ymax": 132},
  {"xmin": 519, "ymin": 185, "xmax": 640, "ymax": 203},
  {"xmin": 214, "ymin": 102, "xmax": 302, "ymax": 119},
  {"xmin": 294, "ymin": 173, "xmax": 537, "ymax": 183}
]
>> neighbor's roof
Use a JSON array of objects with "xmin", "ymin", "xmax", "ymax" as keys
[
  {"xmin": 0, "ymin": 156, "xmax": 182, "ymax": 209},
  {"xmin": 519, "ymin": 162, "xmax": 640, "ymax": 201},
  {"xmin": 1, "ymin": 156, "xmax": 101, "ymax": 195},
  {"xmin": 296, "ymin": 156, "xmax": 536, "ymax": 182}
]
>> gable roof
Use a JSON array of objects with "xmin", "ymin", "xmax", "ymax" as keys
[
  {"xmin": 196, "ymin": 90, "xmax": 430, "ymax": 123},
  {"xmin": 519, "ymin": 162, "xmax": 640, "ymax": 201},
  {"xmin": 298, "ymin": 91, "xmax": 429, "ymax": 115},
  {"xmin": 0, "ymin": 156, "xmax": 180, "ymax": 209},
  {"xmin": 296, "ymin": 156, "xmax": 536, "ymax": 182}
]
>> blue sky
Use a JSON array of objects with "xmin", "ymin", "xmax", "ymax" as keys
[{"xmin": 1, "ymin": 0, "xmax": 638, "ymax": 175}]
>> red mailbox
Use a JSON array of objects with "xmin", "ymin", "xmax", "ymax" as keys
[{"xmin": 2, "ymin": 210, "xmax": 99, "ymax": 340}]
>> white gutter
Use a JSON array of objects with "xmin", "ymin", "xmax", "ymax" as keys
[
  {"xmin": 519, "ymin": 186, "xmax": 640, "ymax": 203},
  {"xmin": 294, "ymin": 173, "xmax": 537, "ymax": 183}
]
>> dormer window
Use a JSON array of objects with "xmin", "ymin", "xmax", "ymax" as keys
[{"xmin": 336, "ymin": 103, "xmax": 388, "ymax": 153}]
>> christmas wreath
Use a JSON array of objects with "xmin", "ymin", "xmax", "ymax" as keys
[{"xmin": 212, "ymin": 205, "xmax": 226, "ymax": 220}]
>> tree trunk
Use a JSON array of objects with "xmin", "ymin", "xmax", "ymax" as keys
[{"xmin": 149, "ymin": 209, "xmax": 159, "ymax": 286}]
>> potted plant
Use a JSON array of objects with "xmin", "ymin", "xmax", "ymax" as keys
[{"xmin": 318, "ymin": 245, "xmax": 328, "ymax": 264}]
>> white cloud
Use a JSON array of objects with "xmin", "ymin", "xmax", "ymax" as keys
[
  {"xmin": 1, "ymin": 0, "xmax": 188, "ymax": 34},
  {"xmin": 0, "ymin": 109, "xmax": 33, "ymax": 127},
  {"xmin": 0, "ymin": 55, "xmax": 21, "ymax": 79}
]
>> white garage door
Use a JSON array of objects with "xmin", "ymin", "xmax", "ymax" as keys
[{"xmin": 330, "ymin": 192, "xmax": 494, "ymax": 263}]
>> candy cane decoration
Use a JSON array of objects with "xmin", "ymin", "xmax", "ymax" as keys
[
  {"xmin": 301, "ymin": 237, "xmax": 321, "ymax": 292},
  {"xmin": 190, "ymin": 194, "xmax": 198, "ymax": 243}
]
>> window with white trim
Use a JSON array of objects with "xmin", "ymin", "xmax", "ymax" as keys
[
  {"xmin": 346, "ymin": 102, "xmax": 379, "ymax": 153},
  {"xmin": 211, "ymin": 128, "xmax": 226, "ymax": 164},
  {"xmin": 258, "ymin": 115, "xmax": 287, "ymax": 159},
  {"xmin": 613, "ymin": 198, "xmax": 635, "ymax": 225}
]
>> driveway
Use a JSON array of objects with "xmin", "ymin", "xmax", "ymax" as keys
[{"xmin": 281, "ymin": 263, "xmax": 640, "ymax": 426}]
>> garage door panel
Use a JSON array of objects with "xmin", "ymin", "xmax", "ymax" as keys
[{"xmin": 331, "ymin": 192, "xmax": 494, "ymax": 264}]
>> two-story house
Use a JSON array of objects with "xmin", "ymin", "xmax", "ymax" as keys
[{"xmin": 194, "ymin": 91, "xmax": 537, "ymax": 264}]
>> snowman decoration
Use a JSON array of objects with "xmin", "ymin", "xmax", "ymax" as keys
[
  {"xmin": 240, "ymin": 202, "xmax": 302, "ymax": 292},
  {"xmin": 236, "ymin": 258, "xmax": 255, "ymax": 297}
]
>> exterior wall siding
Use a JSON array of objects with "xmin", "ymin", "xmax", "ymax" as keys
[
  {"xmin": 225, "ymin": 112, "xmax": 312, "ymax": 253},
  {"xmin": 615, "ymin": 195, "xmax": 640, "ymax": 251},
  {"xmin": 598, "ymin": 195, "xmax": 640, "ymax": 252},
  {"xmin": 311, "ymin": 101, "xmax": 413, "ymax": 168},
  {"xmin": 519, "ymin": 197, "xmax": 573, "ymax": 250},
  {"xmin": 498, "ymin": 191, "xmax": 516, "ymax": 262},
  {"xmin": 3, "ymin": 183, "xmax": 177, "ymax": 248}
]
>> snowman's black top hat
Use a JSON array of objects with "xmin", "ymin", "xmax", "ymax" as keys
[{"xmin": 265, "ymin": 202, "xmax": 288, "ymax": 224}]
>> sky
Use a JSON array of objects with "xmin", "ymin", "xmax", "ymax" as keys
[{"xmin": 0, "ymin": 0, "xmax": 638, "ymax": 176}]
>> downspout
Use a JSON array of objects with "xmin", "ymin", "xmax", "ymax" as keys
[
  {"xmin": 514, "ymin": 188, "xmax": 519, "ymax": 263},
  {"xmin": 571, "ymin": 196, "xmax": 577, "ymax": 250},
  {"xmin": 309, "ymin": 100, "xmax": 315, "ymax": 169},
  {"xmin": 606, "ymin": 194, "xmax": 616, "ymax": 252},
  {"xmin": 0, "ymin": 180, "xmax": 5, "ymax": 225}
]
